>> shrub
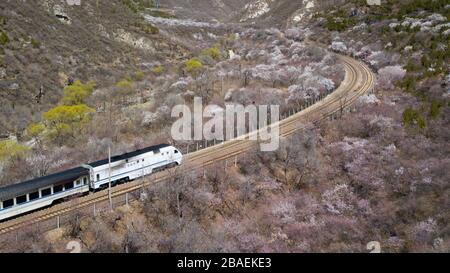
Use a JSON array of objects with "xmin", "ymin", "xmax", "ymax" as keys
[
  {"xmin": 202, "ymin": 46, "xmax": 221, "ymax": 61},
  {"xmin": 134, "ymin": 70, "xmax": 145, "ymax": 81},
  {"xmin": 184, "ymin": 58, "xmax": 203, "ymax": 77},
  {"xmin": 399, "ymin": 76, "xmax": 417, "ymax": 93},
  {"xmin": 147, "ymin": 10, "xmax": 175, "ymax": 18},
  {"xmin": 0, "ymin": 30, "xmax": 9, "ymax": 45},
  {"xmin": 116, "ymin": 79, "xmax": 133, "ymax": 90},
  {"xmin": 30, "ymin": 38, "xmax": 41, "ymax": 48},
  {"xmin": 429, "ymin": 100, "xmax": 441, "ymax": 118},
  {"xmin": 133, "ymin": 20, "xmax": 159, "ymax": 34},
  {"xmin": 121, "ymin": 0, "xmax": 152, "ymax": 13},
  {"xmin": 151, "ymin": 66, "xmax": 164, "ymax": 75},
  {"xmin": 26, "ymin": 123, "xmax": 45, "ymax": 139},
  {"xmin": 0, "ymin": 140, "xmax": 28, "ymax": 162},
  {"xmin": 402, "ymin": 108, "xmax": 425, "ymax": 129},
  {"xmin": 144, "ymin": 24, "xmax": 159, "ymax": 35},
  {"xmin": 404, "ymin": 59, "xmax": 421, "ymax": 73},
  {"xmin": 43, "ymin": 104, "xmax": 95, "ymax": 143},
  {"xmin": 115, "ymin": 79, "xmax": 135, "ymax": 102},
  {"xmin": 62, "ymin": 80, "xmax": 95, "ymax": 106}
]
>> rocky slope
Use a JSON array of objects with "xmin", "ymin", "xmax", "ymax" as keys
[{"xmin": 0, "ymin": 0, "xmax": 185, "ymax": 134}]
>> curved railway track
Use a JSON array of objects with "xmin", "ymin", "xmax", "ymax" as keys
[{"xmin": 0, "ymin": 54, "xmax": 375, "ymax": 235}]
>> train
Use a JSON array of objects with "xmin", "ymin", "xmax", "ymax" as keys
[{"xmin": 0, "ymin": 144, "xmax": 183, "ymax": 221}]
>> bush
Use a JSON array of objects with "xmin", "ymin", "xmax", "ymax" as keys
[
  {"xmin": 121, "ymin": 0, "xmax": 152, "ymax": 13},
  {"xmin": 0, "ymin": 140, "xmax": 28, "ymax": 162},
  {"xmin": 26, "ymin": 123, "xmax": 45, "ymax": 139},
  {"xmin": 402, "ymin": 108, "xmax": 425, "ymax": 129},
  {"xmin": 429, "ymin": 100, "xmax": 441, "ymax": 118},
  {"xmin": 62, "ymin": 80, "xmax": 95, "ymax": 106},
  {"xmin": 147, "ymin": 10, "xmax": 175, "ymax": 18},
  {"xmin": 324, "ymin": 16, "xmax": 355, "ymax": 32},
  {"xmin": 30, "ymin": 38, "xmax": 41, "ymax": 48},
  {"xmin": 0, "ymin": 30, "xmax": 9, "ymax": 45},
  {"xmin": 151, "ymin": 66, "xmax": 164, "ymax": 75},
  {"xmin": 133, "ymin": 20, "xmax": 159, "ymax": 35},
  {"xmin": 202, "ymin": 46, "xmax": 221, "ymax": 61},
  {"xmin": 404, "ymin": 59, "xmax": 421, "ymax": 73},
  {"xmin": 399, "ymin": 76, "xmax": 417, "ymax": 93},
  {"xmin": 143, "ymin": 24, "xmax": 159, "ymax": 35},
  {"xmin": 134, "ymin": 70, "xmax": 145, "ymax": 81},
  {"xmin": 115, "ymin": 78, "xmax": 136, "ymax": 103},
  {"xmin": 184, "ymin": 58, "xmax": 203, "ymax": 77},
  {"xmin": 43, "ymin": 104, "xmax": 95, "ymax": 143}
]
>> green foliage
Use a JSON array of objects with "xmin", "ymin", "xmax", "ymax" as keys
[
  {"xmin": 43, "ymin": 104, "xmax": 94, "ymax": 142},
  {"xmin": 202, "ymin": 46, "xmax": 221, "ymax": 61},
  {"xmin": 380, "ymin": 25, "xmax": 391, "ymax": 35},
  {"xmin": 399, "ymin": 75, "xmax": 417, "ymax": 93},
  {"xmin": 25, "ymin": 79, "xmax": 95, "ymax": 145},
  {"xmin": 0, "ymin": 140, "xmax": 28, "ymax": 161},
  {"xmin": 26, "ymin": 123, "xmax": 45, "ymax": 139},
  {"xmin": 43, "ymin": 105, "xmax": 94, "ymax": 125},
  {"xmin": 324, "ymin": 17, "xmax": 347, "ymax": 32},
  {"xmin": 402, "ymin": 107, "xmax": 425, "ymax": 129},
  {"xmin": 0, "ymin": 30, "xmax": 9, "ymax": 45},
  {"xmin": 322, "ymin": 11, "xmax": 356, "ymax": 32},
  {"xmin": 429, "ymin": 100, "xmax": 441, "ymax": 118},
  {"xmin": 115, "ymin": 79, "xmax": 135, "ymax": 99},
  {"xmin": 393, "ymin": 24, "xmax": 403, "ymax": 32},
  {"xmin": 146, "ymin": 10, "xmax": 175, "ymax": 18},
  {"xmin": 62, "ymin": 80, "xmax": 95, "ymax": 106},
  {"xmin": 134, "ymin": 21, "xmax": 159, "ymax": 34},
  {"xmin": 420, "ymin": 55, "xmax": 431, "ymax": 68},
  {"xmin": 151, "ymin": 66, "xmax": 164, "ymax": 75},
  {"xmin": 116, "ymin": 79, "xmax": 133, "ymax": 90},
  {"xmin": 30, "ymin": 38, "xmax": 41, "ymax": 48},
  {"xmin": 184, "ymin": 58, "xmax": 203, "ymax": 77},
  {"xmin": 395, "ymin": 0, "xmax": 449, "ymax": 17},
  {"xmin": 0, "ymin": 16, "xmax": 6, "ymax": 26},
  {"xmin": 121, "ymin": 0, "xmax": 152, "ymax": 13},
  {"xmin": 134, "ymin": 70, "xmax": 145, "ymax": 81},
  {"xmin": 404, "ymin": 59, "xmax": 421, "ymax": 73}
]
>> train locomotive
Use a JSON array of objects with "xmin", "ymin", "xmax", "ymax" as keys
[{"xmin": 0, "ymin": 144, "xmax": 182, "ymax": 221}]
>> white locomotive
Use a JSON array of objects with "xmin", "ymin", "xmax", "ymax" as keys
[{"xmin": 0, "ymin": 144, "xmax": 182, "ymax": 221}]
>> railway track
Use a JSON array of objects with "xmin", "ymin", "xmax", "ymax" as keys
[{"xmin": 0, "ymin": 54, "xmax": 375, "ymax": 235}]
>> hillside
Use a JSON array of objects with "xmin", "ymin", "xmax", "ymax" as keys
[
  {"xmin": 0, "ymin": 0, "xmax": 448, "ymax": 253},
  {"xmin": 0, "ymin": 0, "xmax": 186, "ymax": 134}
]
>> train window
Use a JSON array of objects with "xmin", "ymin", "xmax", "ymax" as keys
[
  {"xmin": 41, "ymin": 188, "xmax": 51, "ymax": 197},
  {"xmin": 96, "ymin": 174, "xmax": 100, "ymax": 181},
  {"xmin": 174, "ymin": 150, "xmax": 179, "ymax": 154},
  {"xmin": 2, "ymin": 199, "xmax": 14, "ymax": 209},
  {"xmin": 83, "ymin": 177, "xmax": 87, "ymax": 185},
  {"xmin": 16, "ymin": 195, "xmax": 27, "ymax": 204},
  {"xmin": 64, "ymin": 182, "xmax": 74, "ymax": 190},
  {"xmin": 29, "ymin": 191, "xmax": 39, "ymax": 201},
  {"xmin": 54, "ymin": 185, "xmax": 63, "ymax": 193}
]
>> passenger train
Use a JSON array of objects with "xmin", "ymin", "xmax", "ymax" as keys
[{"xmin": 0, "ymin": 144, "xmax": 183, "ymax": 221}]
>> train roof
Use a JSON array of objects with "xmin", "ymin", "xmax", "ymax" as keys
[
  {"xmin": 87, "ymin": 143, "xmax": 171, "ymax": 168},
  {"xmin": 0, "ymin": 167, "xmax": 89, "ymax": 201},
  {"xmin": 0, "ymin": 144, "xmax": 172, "ymax": 201}
]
